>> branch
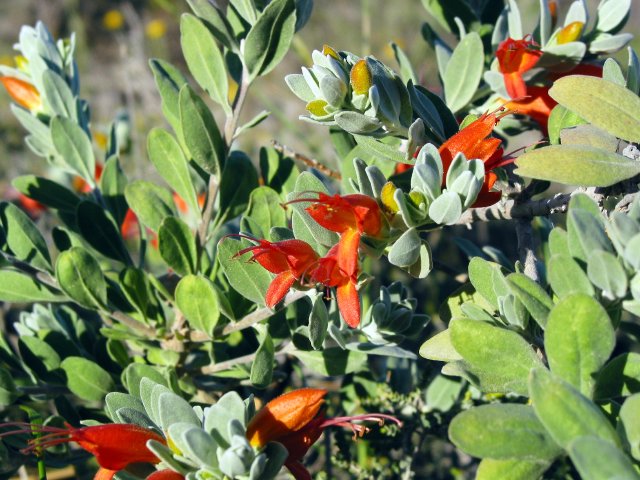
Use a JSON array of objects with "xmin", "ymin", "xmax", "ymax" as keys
[
  {"xmin": 271, "ymin": 140, "xmax": 342, "ymax": 180},
  {"xmin": 456, "ymin": 193, "xmax": 573, "ymax": 225},
  {"xmin": 188, "ymin": 289, "xmax": 310, "ymax": 342},
  {"xmin": 200, "ymin": 342, "xmax": 292, "ymax": 374}
]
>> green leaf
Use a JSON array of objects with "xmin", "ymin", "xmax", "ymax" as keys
[
  {"xmin": 449, "ymin": 404, "xmax": 561, "ymax": 461},
  {"xmin": 568, "ymin": 436, "xmax": 640, "ymax": 480},
  {"xmin": 76, "ymin": 201, "xmax": 132, "ymax": 264},
  {"xmin": 420, "ymin": 0, "xmax": 478, "ymax": 34},
  {"xmin": 567, "ymin": 206, "xmax": 611, "ymax": 262},
  {"xmin": 158, "ymin": 391, "xmax": 201, "ymax": 430},
  {"xmin": 0, "ymin": 367, "xmax": 18, "ymax": 406},
  {"xmin": 18, "ymin": 335, "xmax": 63, "ymax": 382},
  {"xmin": 241, "ymin": 187, "xmax": 287, "ymax": 239},
  {"xmin": 244, "ymin": 0, "xmax": 296, "ymax": 79},
  {"xmin": 214, "ymin": 152, "xmax": 259, "ymax": 228},
  {"xmin": 594, "ymin": 353, "xmax": 640, "ymax": 400},
  {"xmin": 99, "ymin": 156, "xmax": 129, "ymax": 226},
  {"xmin": 124, "ymin": 180, "xmax": 176, "ymax": 233},
  {"xmin": 181, "ymin": 427, "xmax": 219, "ymax": 470},
  {"xmin": 476, "ymin": 459, "xmax": 551, "ymax": 480},
  {"xmin": 55, "ymin": 247, "xmax": 107, "ymax": 309},
  {"xmin": 50, "ymin": 116, "xmax": 95, "ymax": 182},
  {"xmin": 149, "ymin": 59, "xmax": 189, "ymax": 141},
  {"xmin": 175, "ymin": 275, "xmax": 220, "ymax": 335},
  {"xmin": 122, "ymin": 363, "xmax": 172, "ymax": 398},
  {"xmin": 549, "ymin": 76, "xmax": 640, "ymax": 143},
  {"xmin": 545, "ymin": 294, "xmax": 615, "ymax": 397},
  {"xmin": 119, "ymin": 267, "xmax": 155, "ymax": 321},
  {"xmin": 352, "ymin": 134, "xmax": 407, "ymax": 164},
  {"xmin": 429, "ymin": 190, "xmax": 462, "ymax": 225},
  {"xmin": 388, "ymin": 228, "xmax": 421, "ymax": 267},
  {"xmin": 450, "ymin": 319, "xmax": 543, "ymax": 395},
  {"xmin": 179, "ymin": 83, "xmax": 226, "ymax": 178},
  {"xmin": 186, "ymin": 0, "xmax": 237, "ymax": 51},
  {"xmin": 468, "ymin": 257, "xmax": 509, "ymax": 310},
  {"xmin": 419, "ymin": 329, "xmax": 463, "ymax": 362},
  {"xmin": 309, "ymin": 293, "xmax": 328, "ymax": 350},
  {"xmin": 158, "ymin": 217, "xmax": 197, "ymax": 276},
  {"xmin": 180, "ymin": 14, "xmax": 230, "ymax": 114},
  {"xmin": 61, "ymin": 357, "xmax": 115, "ymax": 402},
  {"xmin": 560, "ymin": 124, "xmax": 619, "ymax": 153},
  {"xmin": 12, "ymin": 175, "xmax": 80, "ymax": 212},
  {"xmin": 587, "ymin": 250, "xmax": 628, "ymax": 298},
  {"xmin": 292, "ymin": 348, "xmax": 367, "ymax": 376},
  {"xmin": 0, "ymin": 202, "xmax": 52, "ymax": 271},
  {"xmin": 547, "ymin": 254, "xmax": 594, "ymax": 298},
  {"xmin": 443, "ymin": 32, "xmax": 483, "ymax": 113},
  {"xmin": 620, "ymin": 394, "xmax": 640, "ymax": 461},
  {"xmin": 42, "ymin": 70, "xmax": 76, "ymax": 119},
  {"xmin": 425, "ymin": 374, "xmax": 463, "ymax": 412},
  {"xmin": 547, "ymin": 104, "xmax": 587, "ymax": 145},
  {"xmin": 506, "ymin": 273, "xmax": 553, "ymax": 329},
  {"xmin": 529, "ymin": 368, "xmax": 620, "ymax": 449},
  {"xmin": 218, "ymin": 237, "xmax": 273, "ymax": 304},
  {"xmin": 148, "ymin": 127, "xmax": 199, "ymax": 214},
  {"xmin": 0, "ymin": 270, "xmax": 62, "ymax": 302},
  {"xmin": 250, "ymin": 327, "xmax": 274, "ymax": 388},
  {"xmin": 515, "ymin": 145, "xmax": 640, "ymax": 187}
]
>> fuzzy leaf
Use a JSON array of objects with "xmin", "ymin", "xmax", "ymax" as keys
[{"xmin": 175, "ymin": 275, "xmax": 220, "ymax": 336}]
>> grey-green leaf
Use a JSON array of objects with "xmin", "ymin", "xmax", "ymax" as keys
[
  {"xmin": 0, "ymin": 202, "xmax": 52, "ymax": 271},
  {"xmin": 180, "ymin": 13, "xmax": 230, "ymax": 114},
  {"xmin": 549, "ymin": 76, "xmax": 640, "ymax": 143},
  {"xmin": 124, "ymin": 181, "xmax": 176, "ymax": 233},
  {"xmin": 50, "ymin": 116, "xmax": 95, "ymax": 182},
  {"xmin": 568, "ymin": 436, "xmax": 640, "ymax": 480},
  {"xmin": 175, "ymin": 275, "xmax": 220, "ymax": 336},
  {"xmin": 218, "ymin": 237, "xmax": 272, "ymax": 305},
  {"xmin": 443, "ymin": 32, "xmax": 483, "ymax": 113},
  {"xmin": 158, "ymin": 217, "xmax": 197, "ymax": 276},
  {"xmin": 55, "ymin": 247, "xmax": 107, "ymax": 309},
  {"xmin": 61, "ymin": 357, "xmax": 114, "ymax": 402},
  {"xmin": 515, "ymin": 145, "xmax": 640, "ymax": 187}
]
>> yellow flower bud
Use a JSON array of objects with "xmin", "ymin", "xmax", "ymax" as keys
[
  {"xmin": 350, "ymin": 59, "xmax": 372, "ymax": 96},
  {"xmin": 557, "ymin": 21, "xmax": 584, "ymax": 44}
]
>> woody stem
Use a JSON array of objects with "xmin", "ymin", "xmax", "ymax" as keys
[{"xmin": 200, "ymin": 342, "xmax": 293, "ymax": 374}]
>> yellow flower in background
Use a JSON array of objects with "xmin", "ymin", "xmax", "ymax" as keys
[
  {"xmin": 14, "ymin": 55, "xmax": 29, "ymax": 72},
  {"xmin": 146, "ymin": 19, "xmax": 167, "ymax": 39},
  {"xmin": 103, "ymin": 9, "xmax": 125, "ymax": 31}
]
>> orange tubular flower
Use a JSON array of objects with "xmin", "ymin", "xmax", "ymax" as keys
[
  {"xmin": 310, "ymin": 229, "xmax": 362, "ymax": 327},
  {"xmin": 296, "ymin": 192, "xmax": 382, "ymax": 237},
  {"xmin": 146, "ymin": 470, "xmax": 185, "ymax": 480},
  {"xmin": 438, "ymin": 107, "xmax": 511, "ymax": 208},
  {"xmin": 0, "ymin": 422, "xmax": 164, "ymax": 471},
  {"xmin": 0, "ymin": 77, "xmax": 41, "ymax": 111},
  {"xmin": 246, "ymin": 388, "xmax": 401, "ymax": 480},
  {"xmin": 496, "ymin": 37, "xmax": 543, "ymax": 99},
  {"xmin": 234, "ymin": 236, "xmax": 320, "ymax": 308},
  {"xmin": 18, "ymin": 194, "xmax": 47, "ymax": 219}
]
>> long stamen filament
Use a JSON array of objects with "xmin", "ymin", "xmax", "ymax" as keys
[{"xmin": 319, "ymin": 413, "xmax": 402, "ymax": 439}]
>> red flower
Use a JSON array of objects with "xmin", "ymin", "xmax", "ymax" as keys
[
  {"xmin": 0, "ymin": 422, "xmax": 165, "ymax": 471},
  {"xmin": 438, "ymin": 107, "xmax": 512, "ymax": 208},
  {"xmin": 246, "ymin": 388, "xmax": 401, "ymax": 480},
  {"xmin": 297, "ymin": 192, "xmax": 383, "ymax": 237},
  {"xmin": 0, "ymin": 77, "xmax": 41, "ymax": 111},
  {"xmin": 310, "ymin": 229, "xmax": 362, "ymax": 327},
  {"xmin": 496, "ymin": 36, "xmax": 543, "ymax": 99},
  {"xmin": 146, "ymin": 470, "xmax": 185, "ymax": 480},
  {"xmin": 234, "ymin": 236, "xmax": 320, "ymax": 308},
  {"xmin": 17, "ymin": 194, "xmax": 47, "ymax": 219},
  {"xmin": 72, "ymin": 163, "xmax": 104, "ymax": 194}
]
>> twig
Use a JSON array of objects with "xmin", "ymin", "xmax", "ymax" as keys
[
  {"xmin": 456, "ymin": 193, "xmax": 573, "ymax": 225},
  {"xmin": 200, "ymin": 342, "xmax": 292, "ymax": 374},
  {"xmin": 515, "ymin": 219, "xmax": 540, "ymax": 282},
  {"xmin": 271, "ymin": 140, "xmax": 342, "ymax": 180},
  {"xmin": 188, "ymin": 289, "xmax": 310, "ymax": 342}
]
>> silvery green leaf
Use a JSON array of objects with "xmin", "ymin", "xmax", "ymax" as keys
[
  {"xmin": 256, "ymin": 442, "xmax": 288, "ymax": 480},
  {"xmin": 429, "ymin": 190, "xmax": 462, "ymax": 225},
  {"xmin": 444, "ymin": 32, "xmax": 484, "ymax": 113},
  {"xmin": 445, "ymin": 152, "xmax": 467, "ymax": 188},
  {"xmin": 42, "ymin": 70, "xmax": 76, "ymax": 120},
  {"xmin": 204, "ymin": 391, "xmax": 247, "ymax": 448},
  {"xmin": 569, "ymin": 436, "xmax": 640, "ymax": 480},
  {"xmin": 412, "ymin": 163, "xmax": 441, "ymax": 201},
  {"xmin": 50, "ymin": 116, "xmax": 95, "ymax": 183},
  {"xmin": 624, "ymin": 234, "xmax": 640, "ymax": 269},
  {"xmin": 182, "ymin": 427, "xmax": 219, "ymax": 469},
  {"xmin": 435, "ymin": 39, "xmax": 452, "ymax": 80},
  {"xmin": 390, "ymin": 41, "xmax": 417, "ymax": 84},
  {"xmin": 353, "ymin": 157, "xmax": 373, "ymax": 196},
  {"xmin": 302, "ymin": 66, "xmax": 321, "ymax": 96},
  {"xmin": 393, "ymin": 189, "xmax": 417, "ymax": 228},
  {"xmin": 609, "ymin": 211, "xmax": 640, "ymax": 255},
  {"xmin": 114, "ymin": 408, "xmax": 157, "ymax": 430},
  {"xmin": 587, "ymin": 250, "xmax": 628, "ymax": 299},
  {"xmin": 353, "ymin": 134, "xmax": 406, "ymax": 163},
  {"xmin": 406, "ymin": 118, "xmax": 426, "ymax": 160},
  {"xmin": 168, "ymin": 422, "xmax": 200, "ymax": 459},
  {"xmin": 334, "ymin": 111, "xmax": 381, "ymax": 134},
  {"xmin": 415, "ymin": 143, "xmax": 443, "ymax": 175},
  {"xmin": 499, "ymin": 294, "xmax": 529, "ymax": 329},
  {"xmin": 294, "ymin": 0, "xmax": 313, "ymax": 31},
  {"xmin": 309, "ymin": 293, "xmax": 329, "ymax": 350},
  {"xmin": 388, "ymin": 228, "xmax": 421, "ymax": 267},
  {"xmin": 365, "ymin": 165, "xmax": 387, "ymax": 197},
  {"xmin": 158, "ymin": 391, "xmax": 201, "ymax": 430},
  {"xmin": 538, "ymin": 42, "xmax": 586, "ymax": 68},
  {"xmin": 589, "ymin": 33, "xmax": 633, "ymax": 54},
  {"xmin": 180, "ymin": 14, "xmax": 231, "ymax": 115},
  {"xmin": 229, "ymin": 0, "xmax": 257, "ymax": 24},
  {"xmin": 602, "ymin": 58, "xmax": 626, "ymax": 86},
  {"xmin": 537, "ymin": 0, "xmax": 552, "ymax": 45},
  {"xmin": 320, "ymin": 75, "xmax": 347, "ymax": 107},
  {"xmin": 218, "ymin": 430, "xmax": 254, "ymax": 477},
  {"xmin": 186, "ymin": 0, "xmax": 237, "ymax": 50},
  {"xmin": 564, "ymin": 0, "xmax": 588, "ymax": 25},
  {"xmin": 285, "ymin": 73, "xmax": 315, "ymax": 102},
  {"xmin": 407, "ymin": 84, "xmax": 445, "ymax": 142},
  {"xmin": 627, "ymin": 47, "xmax": 640, "ymax": 95},
  {"xmin": 146, "ymin": 440, "xmax": 191, "ymax": 475},
  {"xmin": 631, "ymin": 274, "xmax": 640, "ymax": 300},
  {"xmin": 567, "ymin": 208, "xmax": 612, "ymax": 262},
  {"xmin": 506, "ymin": 0, "xmax": 523, "ymax": 39},
  {"xmin": 595, "ymin": 0, "xmax": 631, "ymax": 32}
]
